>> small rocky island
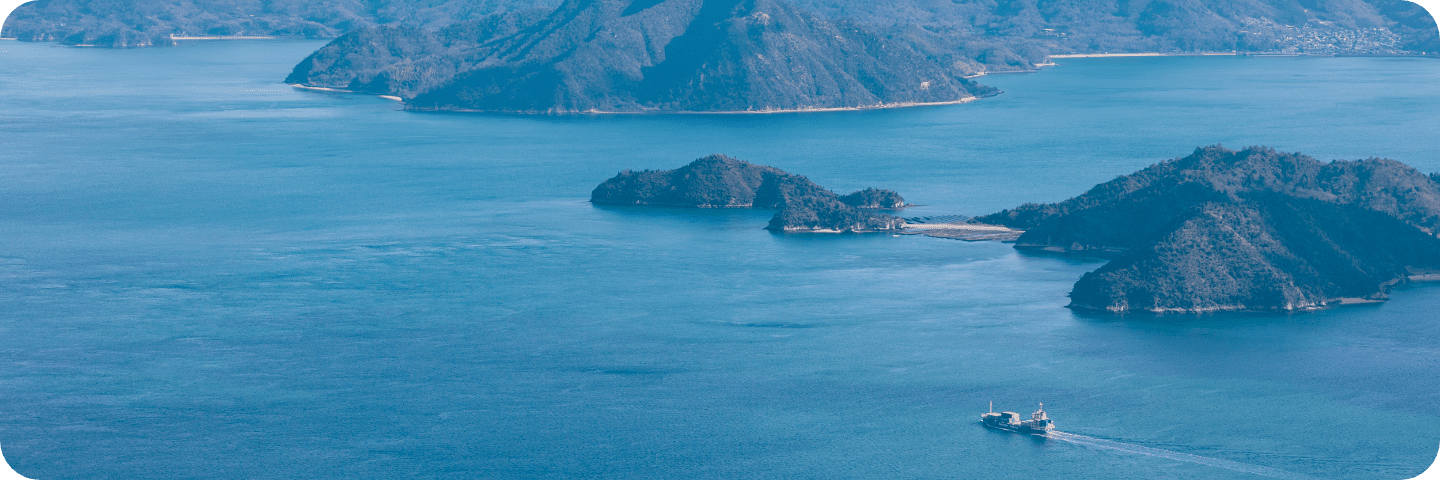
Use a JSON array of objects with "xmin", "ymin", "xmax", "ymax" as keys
[
  {"xmin": 975, "ymin": 145, "xmax": 1440, "ymax": 313},
  {"xmin": 592, "ymin": 154, "xmax": 905, "ymax": 233}
]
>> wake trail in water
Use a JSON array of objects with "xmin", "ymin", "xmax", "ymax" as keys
[{"xmin": 1046, "ymin": 431, "xmax": 1316, "ymax": 479}]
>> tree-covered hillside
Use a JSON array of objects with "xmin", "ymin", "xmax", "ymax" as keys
[
  {"xmin": 976, "ymin": 146, "xmax": 1440, "ymax": 313},
  {"xmin": 773, "ymin": 0, "xmax": 1440, "ymax": 53},
  {"xmin": 288, "ymin": 0, "xmax": 1006, "ymax": 112},
  {"xmin": 4, "ymin": 0, "xmax": 1436, "ymax": 52},
  {"xmin": 1, "ymin": 0, "xmax": 560, "ymax": 46}
]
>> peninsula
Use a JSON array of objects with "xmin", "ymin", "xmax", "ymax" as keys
[
  {"xmin": 592, "ymin": 154, "xmax": 905, "ymax": 233},
  {"xmin": 975, "ymin": 146, "xmax": 1440, "ymax": 313}
]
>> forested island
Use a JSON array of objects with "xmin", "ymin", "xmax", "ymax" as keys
[
  {"xmin": 9, "ymin": 0, "xmax": 1437, "ymax": 111},
  {"xmin": 6, "ymin": 0, "xmax": 1436, "ymax": 54},
  {"xmin": 975, "ymin": 146, "xmax": 1440, "ymax": 313},
  {"xmin": 591, "ymin": 154, "xmax": 906, "ymax": 233},
  {"xmin": 284, "ymin": 0, "xmax": 1000, "ymax": 113},
  {"xmin": 592, "ymin": 147, "xmax": 1440, "ymax": 312}
]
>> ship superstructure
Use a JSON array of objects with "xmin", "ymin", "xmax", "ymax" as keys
[{"xmin": 981, "ymin": 402, "xmax": 1054, "ymax": 434}]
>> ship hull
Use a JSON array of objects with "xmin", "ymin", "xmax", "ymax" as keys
[
  {"xmin": 984, "ymin": 420, "xmax": 1054, "ymax": 435},
  {"xmin": 981, "ymin": 422, "xmax": 1048, "ymax": 435}
]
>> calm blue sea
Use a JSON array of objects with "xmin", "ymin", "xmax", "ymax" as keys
[{"xmin": 1, "ymin": 40, "xmax": 1439, "ymax": 479}]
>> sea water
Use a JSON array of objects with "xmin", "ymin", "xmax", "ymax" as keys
[{"xmin": 0, "ymin": 40, "xmax": 1438, "ymax": 479}]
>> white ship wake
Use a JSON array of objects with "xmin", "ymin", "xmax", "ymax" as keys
[{"xmin": 1046, "ymin": 431, "xmax": 1316, "ymax": 480}]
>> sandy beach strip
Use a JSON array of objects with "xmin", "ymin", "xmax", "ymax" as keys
[
  {"xmin": 1048, "ymin": 52, "xmax": 1237, "ymax": 58},
  {"xmin": 902, "ymin": 222, "xmax": 1023, "ymax": 242},
  {"xmin": 291, "ymin": 84, "xmax": 354, "ymax": 93},
  {"xmin": 170, "ymin": 35, "xmax": 277, "ymax": 40},
  {"xmin": 293, "ymin": 85, "xmax": 405, "ymax": 103}
]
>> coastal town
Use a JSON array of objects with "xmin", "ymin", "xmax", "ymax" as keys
[{"xmin": 1245, "ymin": 18, "xmax": 1410, "ymax": 55}]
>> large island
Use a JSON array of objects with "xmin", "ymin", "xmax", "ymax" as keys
[
  {"xmin": 976, "ymin": 145, "xmax": 1440, "ymax": 313},
  {"xmin": 285, "ymin": 0, "xmax": 1001, "ymax": 113}
]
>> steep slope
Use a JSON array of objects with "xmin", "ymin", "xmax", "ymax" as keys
[
  {"xmin": 285, "ymin": 10, "xmax": 550, "ymax": 98},
  {"xmin": 383, "ymin": 0, "xmax": 1001, "ymax": 112},
  {"xmin": 7, "ymin": 0, "xmax": 1433, "ymax": 52},
  {"xmin": 976, "ymin": 145, "xmax": 1440, "ymax": 255},
  {"xmin": 1069, "ymin": 195, "xmax": 1440, "ymax": 312},
  {"xmin": 2, "ymin": 0, "xmax": 559, "ymax": 46},
  {"xmin": 980, "ymin": 145, "xmax": 1440, "ymax": 314}
]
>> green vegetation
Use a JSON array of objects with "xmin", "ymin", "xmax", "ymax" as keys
[
  {"xmin": 283, "ymin": 10, "xmax": 549, "ymax": 98},
  {"xmin": 591, "ymin": 154, "xmax": 905, "ymax": 233},
  {"xmin": 288, "ymin": 0, "xmax": 1001, "ymax": 112},
  {"xmin": 1, "ymin": 0, "xmax": 558, "ymax": 46},
  {"xmin": 7, "ymin": 0, "xmax": 1435, "ymax": 53},
  {"xmin": 12, "ymin": 0, "xmax": 1434, "ymax": 111},
  {"xmin": 840, "ymin": 188, "xmax": 906, "ymax": 209},
  {"xmin": 590, "ymin": 154, "xmax": 783, "ymax": 208},
  {"xmin": 1070, "ymin": 194, "xmax": 1440, "ymax": 313},
  {"xmin": 0, "ymin": 0, "xmax": 30, "ymax": 31},
  {"xmin": 979, "ymin": 145, "xmax": 1440, "ymax": 313}
]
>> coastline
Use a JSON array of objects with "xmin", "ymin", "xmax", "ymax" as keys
[
  {"xmin": 294, "ymin": 45, "xmax": 1437, "ymax": 115},
  {"xmin": 294, "ymin": 83, "xmax": 983, "ymax": 113},
  {"xmin": 451, "ymin": 96, "xmax": 983, "ymax": 115},
  {"xmin": 654, "ymin": 97, "xmax": 981, "ymax": 115},
  {"xmin": 291, "ymin": 84, "xmax": 345, "ymax": 92},
  {"xmin": 169, "ymin": 35, "xmax": 278, "ymax": 40},
  {"xmin": 902, "ymin": 222, "xmax": 1023, "ymax": 242},
  {"xmin": 407, "ymin": 96, "xmax": 987, "ymax": 115},
  {"xmin": 1070, "ymin": 295, "xmax": 1397, "ymax": 314},
  {"xmin": 1043, "ymin": 51, "xmax": 1433, "ymax": 60},
  {"xmin": 965, "ymin": 68, "xmax": 1043, "ymax": 78},
  {"xmin": 1048, "ymin": 52, "xmax": 1238, "ymax": 58},
  {"xmin": 290, "ymin": 84, "xmax": 403, "ymax": 102}
]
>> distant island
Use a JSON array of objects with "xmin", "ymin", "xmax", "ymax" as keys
[
  {"xmin": 974, "ymin": 145, "xmax": 1440, "ymax": 313},
  {"xmin": 592, "ymin": 154, "xmax": 905, "ymax": 233},
  {"xmin": 6, "ymin": 0, "xmax": 1436, "ymax": 56},
  {"xmin": 12, "ymin": 0, "xmax": 1436, "ymax": 112},
  {"xmin": 285, "ymin": 0, "xmax": 1000, "ymax": 113}
]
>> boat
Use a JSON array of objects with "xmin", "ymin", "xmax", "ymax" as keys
[{"xmin": 981, "ymin": 402, "xmax": 1054, "ymax": 434}]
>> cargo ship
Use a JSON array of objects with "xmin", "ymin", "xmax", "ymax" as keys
[{"xmin": 981, "ymin": 402, "xmax": 1054, "ymax": 434}]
